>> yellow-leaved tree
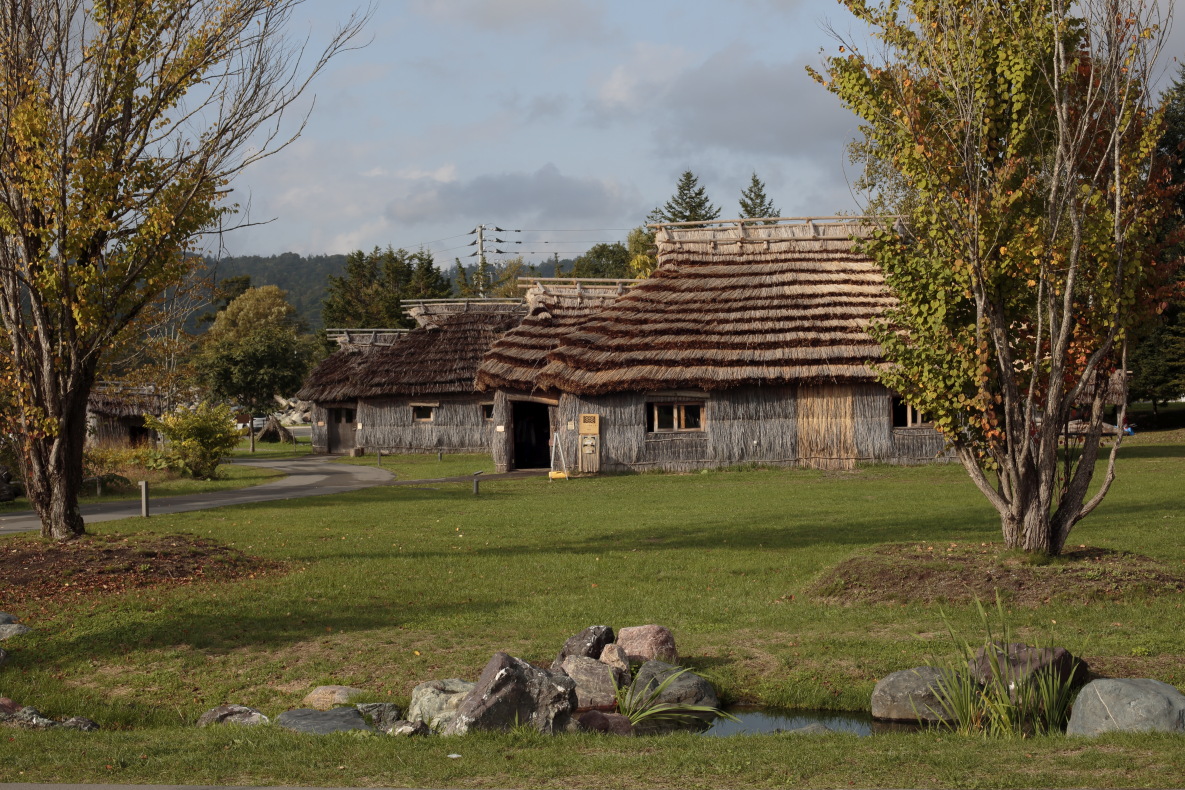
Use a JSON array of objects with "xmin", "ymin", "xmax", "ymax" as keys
[{"xmin": 0, "ymin": 0, "xmax": 367, "ymax": 540}]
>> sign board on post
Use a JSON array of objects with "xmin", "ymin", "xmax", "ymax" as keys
[
  {"xmin": 577, "ymin": 414, "xmax": 601, "ymax": 473},
  {"xmin": 578, "ymin": 413, "xmax": 600, "ymax": 435}
]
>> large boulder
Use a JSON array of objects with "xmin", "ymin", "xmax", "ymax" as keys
[
  {"xmin": 407, "ymin": 678, "xmax": 475, "ymax": 731},
  {"xmin": 356, "ymin": 702, "xmax": 403, "ymax": 732},
  {"xmin": 967, "ymin": 642, "xmax": 1086, "ymax": 690},
  {"xmin": 1067, "ymin": 678, "xmax": 1185, "ymax": 736},
  {"xmin": 577, "ymin": 710, "xmax": 633, "ymax": 736},
  {"xmin": 197, "ymin": 704, "xmax": 269, "ymax": 727},
  {"xmin": 275, "ymin": 707, "xmax": 374, "ymax": 735},
  {"xmin": 301, "ymin": 685, "xmax": 367, "ymax": 710},
  {"xmin": 632, "ymin": 660, "xmax": 719, "ymax": 710},
  {"xmin": 0, "ymin": 613, "xmax": 18, "ymax": 625},
  {"xmin": 562, "ymin": 654, "xmax": 626, "ymax": 712},
  {"xmin": 442, "ymin": 652, "xmax": 576, "ymax": 736},
  {"xmin": 599, "ymin": 644, "xmax": 631, "ymax": 676},
  {"xmin": 616, "ymin": 625, "xmax": 677, "ymax": 663},
  {"xmin": 0, "ymin": 624, "xmax": 32, "ymax": 641},
  {"xmin": 871, "ymin": 667, "xmax": 954, "ymax": 723},
  {"xmin": 551, "ymin": 625, "xmax": 615, "ymax": 670}
]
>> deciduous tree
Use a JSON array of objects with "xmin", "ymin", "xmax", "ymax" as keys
[
  {"xmin": 814, "ymin": 0, "xmax": 1172, "ymax": 555},
  {"xmin": 0, "ymin": 0, "xmax": 366, "ymax": 540}
]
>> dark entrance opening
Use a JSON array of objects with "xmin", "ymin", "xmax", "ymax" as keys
[{"xmin": 512, "ymin": 400, "xmax": 551, "ymax": 469}]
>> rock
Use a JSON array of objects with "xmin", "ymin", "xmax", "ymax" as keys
[
  {"xmin": 356, "ymin": 702, "xmax": 403, "ymax": 731},
  {"xmin": 275, "ymin": 707, "xmax": 375, "ymax": 735},
  {"xmin": 197, "ymin": 704, "xmax": 269, "ymax": 727},
  {"xmin": 0, "ymin": 624, "xmax": 32, "ymax": 641},
  {"xmin": 0, "ymin": 647, "xmax": 7, "ymax": 668},
  {"xmin": 442, "ymin": 652, "xmax": 576, "ymax": 736},
  {"xmin": 577, "ymin": 710, "xmax": 634, "ymax": 736},
  {"xmin": 616, "ymin": 625, "xmax": 678, "ymax": 663},
  {"xmin": 1, "ymin": 706, "xmax": 58, "ymax": 729},
  {"xmin": 387, "ymin": 719, "xmax": 432, "ymax": 737},
  {"xmin": 60, "ymin": 717, "xmax": 100, "ymax": 732},
  {"xmin": 408, "ymin": 678, "xmax": 476, "ymax": 731},
  {"xmin": 0, "ymin": 612, "xmax": 17, "ymax": 625},
  {"xmin": 632, "ymin": 660, "xmax": 719, "ymax": 712},
  {"xmin": 1067, "ymin": 678, "xmax": 1185, "ymax": 736},
  {"xmin": 0, "ymin": 697, "xmax": 20, "ymax": 714},
  {"xmin": 871, "ymin": 667, "xmax": 953, "ymax": 723},
  {"xmin": 967, "ymin": 642, "xmax": 1086, "ymax": 691},
  {"xmin": 551, "ymin": 625, "xmax": 615, "ymax": 670},
  {"xmin": 599, "ymin": 644, "xmax": 631, "ymax": 676},
  {"xmin": 301, "ymin": 685, "xmax": 367, "ymax": 710},
  {"xmin": 562, "ymin": 654, "xmax": 626, "ymax": 712}
]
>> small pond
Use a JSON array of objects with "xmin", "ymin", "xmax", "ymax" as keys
[{"xmin": 699, "ymin": 707, "xmax": 919, "ymax": 737}]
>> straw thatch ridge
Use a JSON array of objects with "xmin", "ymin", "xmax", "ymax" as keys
[
  {"xmin": 476, "ymin": 281, "xmax": 632, "ymax": 393},
  {"xmin": 87, "ymin": 387, "xmax": 163, "ymax": 418},
  {"xmin": 298, "ymin": 309, "xmax": 526, "ymax": 402},
  {"xmin": 537, "ymin": 233, "xmax": 894, "ymax": 396}
]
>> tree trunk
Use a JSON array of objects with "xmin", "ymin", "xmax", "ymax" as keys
[{"xmin": 23, "ymin": 383, "xmax": 92, "ymax": 541}]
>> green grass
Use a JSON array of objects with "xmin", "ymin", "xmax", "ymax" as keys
[
  {"xmin": 0, "ymin": 464, "xmax": 284, "ymax": 513},
  {"xmin": 1, "ymin": 439, "xmax": 1183, "ymax": 787},
  {"xmin": 334, "ymin": 450, "xmax": 495, "ymax": 479},
  {"xmin": 232, "ymin": 434, "xmax": 314, "ymax": 459}
]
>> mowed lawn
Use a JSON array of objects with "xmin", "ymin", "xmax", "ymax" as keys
[{"xmin": 1, "ymin": 437, "xmax": 1183, "ymax": 788}]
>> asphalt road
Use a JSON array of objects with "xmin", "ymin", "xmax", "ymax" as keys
[{"xmin": 0, "ymin": 457, "xmax": 393, "ymax": 537}]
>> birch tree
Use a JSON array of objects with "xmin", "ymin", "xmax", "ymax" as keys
[
  {"xmin": 0, "ymin": 0, "xmax": 367, "ymax": 540},
  {"xmin": 813, "ymin": 0, "xmax": 1174, "ymax": 555}
]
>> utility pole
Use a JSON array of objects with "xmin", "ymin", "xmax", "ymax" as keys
[{"xmin": 476, "ymin": 224, "xmax": 487, "ymax": 297}]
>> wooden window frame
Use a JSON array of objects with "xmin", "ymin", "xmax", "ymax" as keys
[
  {"xmin": 646, "ymin": 401, "xmax": 706, "ymax": 433},
  {"xmin": 411, "ymin": 404, "xmax": 435, "ymax": 422},
  {"xmin": 480, "ymin": 403, "xmax": 495, "ymax": 421},
  {"xmin": 891, "ymin": 396, "xmax": 929, "ymax": 428}
]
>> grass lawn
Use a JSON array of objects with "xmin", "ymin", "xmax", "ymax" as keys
[
  {"xmin": 1, "ymin": 435, "xmax": 1183, "ymax": 787},
  {"xmin": 334, "ymin": 451, "xmax": 495, "ymax": 480},
  {"xmin": 232, "ymin": 434, "xmax": 314, "ymax": 459},
  {"xmin": 0, "ymin": 464, "xmax": 284, "ymax": 514}
]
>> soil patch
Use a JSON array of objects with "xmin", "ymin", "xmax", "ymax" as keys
[
  {"xmin": 808, "ymin": 542, "xmax": 1185, "ymax": 607},
  {"xmin": 0, "ymin": 532, "xmax": 280, "ymax": 607}
]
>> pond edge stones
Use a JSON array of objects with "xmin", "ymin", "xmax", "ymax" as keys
[{"xmin": 1067, "ymin": 678, "xmax": 1185, "ymax": 736}]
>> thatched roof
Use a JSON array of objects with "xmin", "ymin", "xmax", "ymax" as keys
[
  {"xmin": 298, "ymin": 308, "xmax": 526, "ymax": 402},
  {"xmin": 88, "ymin": 386, "xmax": 163, "ymax": 418},
  {"xmin": 533, "ymin": 218, "xmax": 895, "ymax": 396},
  {"xmin": 476, "ymin": 279, "xmax": 636, "ymax": 393}
]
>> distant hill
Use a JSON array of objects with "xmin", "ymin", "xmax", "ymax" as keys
[{"xmin": 204, "ymin": 253, "xmax": 579, "ymax": 330}]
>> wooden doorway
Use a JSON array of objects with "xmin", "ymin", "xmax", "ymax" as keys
[
  {"xmin": 327, "ymin": 406, "xmax": 357, "ymax": 454},
  {"xmin": 511, "ymin": 400, "xmax": 551, "ymax": 469}
]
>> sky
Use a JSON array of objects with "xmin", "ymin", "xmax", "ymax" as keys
[{"xmin": 219, "ymin": 0, "xmax": 1185, "ymax": 267}]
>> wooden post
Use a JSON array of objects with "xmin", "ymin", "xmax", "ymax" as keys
[
  {"xmin": 438, "ymin": 451, "xmax": 443, "ymax": 462},
  {"xmin": 140, "ymin": 481, "xmax": 149, "ymax": 518},
  {"xmin": 376, "ymin": 450, "xmax": 382, "ymax": 467},
  {"xmin": 472, "ymin": 471, "xmax": 483, "ymax": 495}
]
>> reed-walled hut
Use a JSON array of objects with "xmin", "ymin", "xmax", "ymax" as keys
[
  {"xmin": 298, "ymin": 301, "xmax": 526, "ymax": 454},
  {"xmin": 86, "ymin": 386, "xmax": 163, "ymax": 446},
  {"xmin": 482, "ymin": 218, "xmax": 948, "ymax": 473},
  {"xmin": 476, "ymin": 278, "xmax": 638, "ymax": 470}
]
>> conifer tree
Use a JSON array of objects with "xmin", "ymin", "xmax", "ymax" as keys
[
  {"xmin": 738, "ymin": 173, "xmax": 780, "ymax": 221},
  {"xmin": 648, "ymin": 171, "xmax": 721, "ymax": 224}
]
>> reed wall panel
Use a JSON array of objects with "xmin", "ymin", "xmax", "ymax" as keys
[
  {"xmin": 890, "ymin": 427, "xmax": 954, "ymax": 464},
  {"xmin": 310, "ymin": 405, "xmax": 330, "ymax": 453},
  {"xmin": 357, "ymin": 395, "xmax": 494, "ymax": 453}
]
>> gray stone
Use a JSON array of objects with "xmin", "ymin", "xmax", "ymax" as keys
[
  {"xmin": 408, "ymin": 678, "xmax": 475, "ymax": 731},
  {"xmin": 60, "ymin": 717, "xmax": 100, "ymax": 732},
  {"xmin": 0, "ymin": 624, "xmax": 32, "ymax": 641},
  {"xmin": 633, "ymin": 660, "xmax": 719, "ymax": 712},
  {"xmin": 1067, "ymin": 678, "xmax": 1185, "ymax": 736},
  {"xmin": 442, "ymin": 652, "xmax": 576, "ymax": 735},
  {"xmin": 0, "ymin": 613, "xmax": 17, "ymax": 625},
  {"xmin": 197, "ymin": 704, "xmax": 269, "ymax": 727},
  {"xmin": 0, "ymin": 697, "xmax": 19, "ymax": 714},
  {"xmin": 356, "ymin": 702, "xmax": 403, "ymax": 731},
  {"xmin": 275, "ymin": 707, "xmax": 375, "ymax": 735},
  {"xmin": 599, "ymin": 643, "xmax": 631, "ymax": 676},
  {"xmin": 562, "ymin": 654, "xmax": 626, "ymax": 712},
  {"xmin": 0, "ymin": 647, "xmax": 7, "ymax": 668},
  {"xmin": 551, "ymin": 625, "xmax": 615, "ymax": 670},
  {"xmin": 968, "ymin": 642, "xmax": 1086, "ymax": 691},
  {"xmin": 871, "ymin": 667, "xmax": 954, "ymax": 723},
  {"xmin": 617, "ymin": 625, "xmax": 678, "ymax": 663},
  {"xmin": 0, "ymin": 706, "xmax": 58, "ymax": 729},
  {"xmin": 301, "ymin": 685, "xmax": 367, "ymax": 710},
  {"xmin": 577, "ymin": 710, "xmax": 633, "ymax": 736},
  {"xmin": 386, "ymin": 719, "xmax": 431, "ymax": 737}
]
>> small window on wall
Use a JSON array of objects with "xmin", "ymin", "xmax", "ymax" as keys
[
  {"xmin": 329, "ymin": 408, "xmax": 356, "ymax": 424},
  {"xmin": 646, "ymin": 402, "xmax": 705, "ymax": 433},
  {"xmin": 480, "ymin": 403, "xmax": 495, "ymax": 421},
  {"xmin": 891, "ymin": 396, "xmax": 928, "ymax": 428},
  {"xmin": 412, "ymin": 405, "xmax": 435, "ymax": 422}
]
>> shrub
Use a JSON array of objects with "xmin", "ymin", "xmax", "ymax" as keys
[{"xmin": 145, "ymin": 402, "xmax": 240, "ymax": 479}]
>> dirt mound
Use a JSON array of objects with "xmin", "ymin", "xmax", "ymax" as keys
[
  {"xmin": 808, "ymin": 542, "xmax": 1185, "ymax": 607},
  {"xmin": 0, "ymin": 532, "xmax": 280, "ymax": 608}
]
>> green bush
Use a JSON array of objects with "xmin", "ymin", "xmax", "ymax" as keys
[{"xmin": 145, "ymin": 402, "xmax": 240, "ymax": 480}]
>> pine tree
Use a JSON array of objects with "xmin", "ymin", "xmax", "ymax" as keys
[
  {"xmin": 738, "ymin": 173, "xmax": 780, "ymax": 221},
  {"xmin": 648, "ymin": 171, "xmax": 721, "ymax": 224}
]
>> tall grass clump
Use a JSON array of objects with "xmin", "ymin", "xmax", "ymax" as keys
[
  {"xmin": 610, "ymin": 666, "xmax": 738, "ymax": 729},
  {"xmin": 930, "ymin": 593, "xmax": 1081, "ymax": 738}
]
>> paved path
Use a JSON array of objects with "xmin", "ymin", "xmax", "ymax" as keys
[
  {"xmin": 0, "ymin": 457, "xmax": 393, "ymax": 536},
  {"xmin": 0, "ymin": 459, "xmax": 548, "ymax": 536}
]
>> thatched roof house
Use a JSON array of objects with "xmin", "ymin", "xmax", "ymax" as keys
[
  {"xmin": 480, "ymin": 218, "xmax": 948, "ymax": 473},
  {"xmin": 298, "ymin": 302, "xmax": 526, "ymax": 454},
  {"xmin": 87, "ymin": 386, "xmax": 163, "ymax": 446}
]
